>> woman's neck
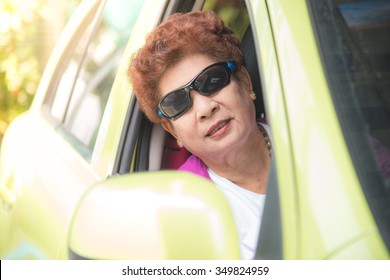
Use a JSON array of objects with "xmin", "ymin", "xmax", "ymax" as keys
[{"xmin": 203, "ymin": 126, "xmax": 271, "ymax": 194}]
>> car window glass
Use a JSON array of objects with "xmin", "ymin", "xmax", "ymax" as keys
[
  {"xmin": 309, "ymin": 0, "xmax": 390, "ymax": 249},
  {"xmin": 62, "ymin": 0, "xmax": 144, "ymax": 150},
  {"xmin": 50, "ymin": 21, "xmax": 95, "ymax": 122}
]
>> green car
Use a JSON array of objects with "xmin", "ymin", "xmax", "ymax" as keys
[{"xmin": 0, "ymin": 0, "xmax": 389, "ymax": 260}]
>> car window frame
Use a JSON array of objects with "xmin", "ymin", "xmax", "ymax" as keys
[
  {"xmin": 40, "ymin": 0, "xmax": 107, "ymax": 160},
  {"xmin": 243, "ymin": 0, "xmax": 283, "ymax": 260}
]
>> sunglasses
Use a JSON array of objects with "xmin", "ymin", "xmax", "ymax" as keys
[{"xmin": 157, "ymin": 61, "xmax": 237, "ymax": 120}]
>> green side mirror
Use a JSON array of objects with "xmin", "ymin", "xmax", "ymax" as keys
[{"xmin": 68, "ymin": 171, "xmax": 240, "ymax": 259}]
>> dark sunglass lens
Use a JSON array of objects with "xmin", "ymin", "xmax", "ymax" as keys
[
  {"xmin": 194, "ymin": 65, "xmax": 229, "ymax": 95},
  {"xmin": 160, "ymin": 89, "xmax": 190, "ymax": 118}
]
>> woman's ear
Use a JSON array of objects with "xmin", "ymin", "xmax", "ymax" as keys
[
  {"xmin": 162, "ymin": 121, "xmax": 183, "ymax": 147},
  {"xmin": 161, "ymin": 120, "xmax": 178, "ymax": 139},
  {"xmin": 238, "ymin": 67, "xmax": 253, "ymax": 93}
]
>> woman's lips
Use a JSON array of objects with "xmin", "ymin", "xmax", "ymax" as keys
[{"xmin": 206, "ymin": 119, "xmax": 231, "ymax": 137}]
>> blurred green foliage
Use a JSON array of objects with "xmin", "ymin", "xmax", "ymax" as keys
[
  {"xmin": 0, "ymin": 0, "xmax": 43, "ymax": 141},
  {"xmin": 204, "ymin": 0, "xmax": 249, "ymax": 39},
  {"xmin": 0, "ymin": 0, "xmax": 79, "ymax": 142}
]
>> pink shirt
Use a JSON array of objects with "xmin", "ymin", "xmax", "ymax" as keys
[{"xmin": 178, "ymin": 154, "xmax": 211, "ymax": 180}]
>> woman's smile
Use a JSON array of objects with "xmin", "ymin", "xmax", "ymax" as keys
[{"xmin": 206, "ymin": 119, "xmax": 232, "ymax": 138}]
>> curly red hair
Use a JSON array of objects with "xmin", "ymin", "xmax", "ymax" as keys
[{"xmin": 128, "ymin": 11, "xmax": 245, "ymax": 123}]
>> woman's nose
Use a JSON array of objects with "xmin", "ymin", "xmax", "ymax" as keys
[{"xmin": 192, "ymin": 91, "xmax": 219, "ymax": 120}]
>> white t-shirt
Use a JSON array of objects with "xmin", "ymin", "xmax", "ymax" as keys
[
  {"xmin": 207, "ymin": 123, "xmax": 272, "ymax": 260},
  {"xmin": 208, "ymin": 169, "xmax": 265, "ymax": 259}
]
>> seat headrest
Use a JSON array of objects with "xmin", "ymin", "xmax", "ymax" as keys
[{"xmin": 240, "ymin": 25, "xmax": 265, "ymax": 118}]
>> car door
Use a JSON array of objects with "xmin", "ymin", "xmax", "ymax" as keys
[
  {"xmin": 0, "ymin": 0, "xmax": 150, "ymax": 259},
  {"xmin": 251, "ymin": 0, "xmax": 389, "ymax": 259}
]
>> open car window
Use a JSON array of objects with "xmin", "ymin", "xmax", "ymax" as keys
[
  {"xmin": 132, "ymin": 0, "xmax": 264, "ymax": 174},
  {"xmin": 308, "ymin": 0, "xmax": 390, "ymax": 249}
]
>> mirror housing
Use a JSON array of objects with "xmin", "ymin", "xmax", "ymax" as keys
[{"xmin": 68, "ymin": 171, "xmax": 240, "ymax": 259}]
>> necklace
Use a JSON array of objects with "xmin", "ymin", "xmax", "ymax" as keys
[{"xmin": 258, "ymin": 123, "xmax": 272, "ymax": 158}]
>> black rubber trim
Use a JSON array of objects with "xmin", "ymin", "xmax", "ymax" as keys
[
  {"xmin": 112, "ymin": 96, "xmax": 143, "ymax": 175},
  {"xmin": 134, "ymin": 117, "xmax": 153, "ymax": 172},
  {"xmin": 256, "ymin": 159, "xmax": 283, "ymax": 259}
]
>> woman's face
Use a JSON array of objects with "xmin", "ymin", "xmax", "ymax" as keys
[{"xmin": 158, "ymin": 54, "xmax": 257, "ymax": 161}]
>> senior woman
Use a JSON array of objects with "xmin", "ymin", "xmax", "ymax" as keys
[{"xmin": 128, "ymin": 11, "xmax": 272, "ymax": 259}]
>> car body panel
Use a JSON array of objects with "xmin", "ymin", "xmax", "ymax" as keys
[
  {"xmin": 263, "ymin": 0, "xmax": 387, "ymax": 258},
  {"xmin": 0, "ymin": 0, "xmax": 143, "ymax": 259},
  {"xmin": 0, "ymin": 111, "xmax": 98, "ymax": 259}
]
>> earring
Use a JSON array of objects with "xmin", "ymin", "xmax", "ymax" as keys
[
  {"xmin": 250, "ymin": 91, "xmax": 256, "ymax": 99},
  {"xmin": 177, "ymin": 139, "xmax": 183, "ymax": 148}
]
